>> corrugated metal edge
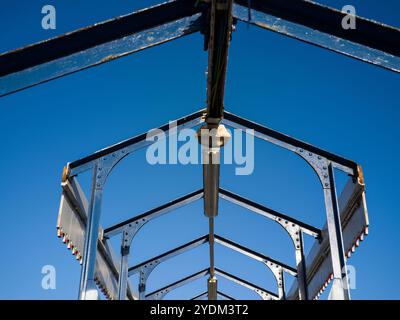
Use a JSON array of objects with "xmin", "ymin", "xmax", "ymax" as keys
[
  {"xmin": 287, "ymin": 175, "xmax": 369, "ymax": 299},
  {"xmin": 56, "ymin": 177, "xmax": 137, "ymax": 300}
]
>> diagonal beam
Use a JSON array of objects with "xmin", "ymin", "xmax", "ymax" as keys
[
  {"xmin": 219, "ymin": 188, "xmax": 321, "ymax": 237},
  {"xmin": 146, "ymin": 267, "xmax": 278, "ymax": 300},
  {"xmin": 0, "ymin": 0, "xmax": 203, "ymax": 97},
  {"xmin": 216, "ymin": 291, "xmax": 235, "ymax": 300},
  {"xmin": 214, "ymin": 235, "xmax": 296, "ymax": 275},
  {"xmin": 104, "ymin": 189, "xmax": 204, "ymax": 238},
  {"xmin": 233, "ymin": 0, "xmax": 400, "ymax": 72},
  {"xmin": 66, "ymin": 109, "xmax": 205, "ymax": 177},
  {"xmin": 215, "ymin": 268, "xmax": 278, "ymax": 299},
  {"xmin": 128, "ymin": 233, "xmax": 296, "ymax": 277},
  {"xmin": 128, "ymin": 235, "xmax": 209, "ymax": 276},
  {"xmin": 191, "ymin": 291, "xmax": 235, "ymax": 300},
  {"xmin": 222, "ymin": 111, "xmax": 358, "ymax": 176},
  {"xmin": 146, "ymin": 268, "xmax": 209, "ymax": 300}
]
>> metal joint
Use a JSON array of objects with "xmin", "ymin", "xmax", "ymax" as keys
[
  {"xmin": 296, "ymin": 148, "xmax": 330, "ymax": 189},
  {"xmin": 94, "ymin": 148, "xmax": 129, "ymax": 189},
  {"xmin": 276, "ymin": 219, "xmax": 302, "ymax": 249}
]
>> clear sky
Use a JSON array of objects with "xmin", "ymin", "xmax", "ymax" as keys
[{"xmin": 0, "ymin": 0, "xmax": 399, "ymax": 300}]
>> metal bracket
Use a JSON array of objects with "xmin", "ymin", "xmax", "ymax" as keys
[
  {"xmin": 276, "ymin": 219, "xmax": 308, "ymax": 300},
  {"xmin": 263, "ymin": 262, "xmax": 285, "ymax": 299},
  {"xmin": 295, "ymin": 148, "xmax": 330, "ymax": 189},
  {"xmin": 92, "ymin": 147, "xmax": 130, "ymax": 190}
]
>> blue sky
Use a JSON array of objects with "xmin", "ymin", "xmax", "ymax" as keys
[{"xmin": 0, "ymin": 0, "xmax": 399, "ymax": 299}]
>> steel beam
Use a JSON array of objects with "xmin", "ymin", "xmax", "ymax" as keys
[
  {"xmin": 128, "ymin": 235, "xmax": 209, "ymax": 276},
  {"xmin": 104, "ymin": 190, "xmax": 204, "ymax": 238},
  {"xmin": 222, "ymin": 111, "xmax": 358, "ymax": 176},
  {"xmin": 67, "ymin": 109, "xmax": 206, "ymax": 177},
  {"xmin": 205, "ymin": 0, "xmax": 234, "ymax": 120},
  {"xmin": 322, "ymin": 164, "xmax": 350, "ymax": 299},
  {"xmin": 128, "ymin": 233, "xmax": 295, "ymax": 299},
  {"xmin": 214, "ymin": 235, "xmax": 296, "ymax": 275},
  {"xmin": 234, "ymin": 0, "xmax": 400, "ymax": 72},
  {"xmin": 0, "ymin": 0, "xmax": 204, "ymax": 96},
  {"xmin": 78, "ymin": 164, "xmax": 104, "ymax": 299},
  {"xmin": 146, "ymin": 267, "xmax": 278, "ymax": 300},
  {"xmin": 146, "ymin": 268, "xmax": 209, "ymax": 300},
  {"xmin": 215, "ymin": 268, "xmax": 278, "ymax": 300},
  {"xmin": 191, "ymin": 291, "xmax": 235, "ymax": 300},
  {"xmin": 216, "ymin": 291, "xmax": 235, "ymax": 300},
  {"xmin": 219, "ymin": 188, "xmax": 320, "ymax": 237}
]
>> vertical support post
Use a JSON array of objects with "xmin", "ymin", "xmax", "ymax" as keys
[
  {"xmin": 277, "ymin": 219, "xmax": 308, "ymax": 300},
  {"xmin": 208, "ymin": 277, "xmax": 218, "ymax": 300},
  {"xmin": 118, "ymin": 243, "xmax": 130, "ymax": 300},
  {"xmin": 294, "ymin": 232, "xmax": 308, "ymax": 300},
  {"xmin": 266, "ymin": 262, "xmax": 286, "ymax": 300},
  {"xmin": 323, "ymin": 163, "xmax": 350, "ymax": 300},
  {"xmin": 79, "ymin": 162, "xmax": 103, "ymax": 300},
  {"xmin": 208, "ymin": 218, "xmax": 218, "ymax": 300},
  {"xmin": 277, "ymin": 268, "xmax": 285, "ymax": 300},
  {"xmin": 139, "ymin": 270, "xmax": 147, "ymax": 300}
]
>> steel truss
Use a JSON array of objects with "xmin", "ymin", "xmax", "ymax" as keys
[
  {"xmin": 0, "ymin": 0, "xmax": 379, "ymax": 300},
  {"xmin": 56, "ymin": 109, "xmax": 368, "ymax": 300}
]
